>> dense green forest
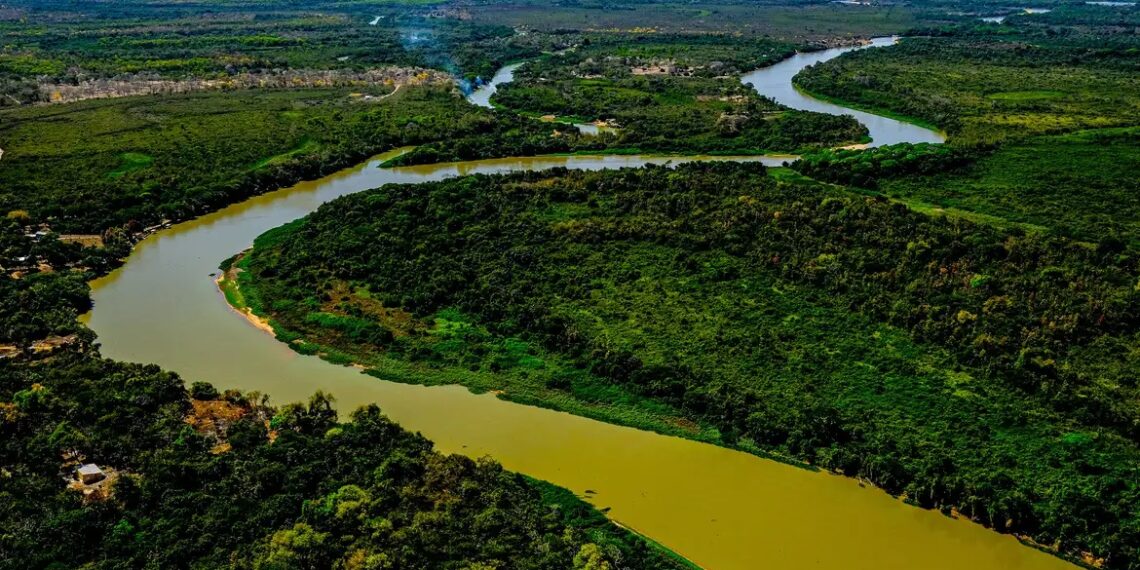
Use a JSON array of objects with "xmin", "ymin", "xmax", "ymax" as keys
[
  {"xmin": 0, "ymin": 218, "xmax": 129, "ymax": 345},
  {"xmin": 5, "ymin": 0, "xmax": 1140, "ymax": 568},
  {"xmin": 0, "ymin": 348, "xmax": 688, "ymax": 569},
  {"xmin": 790, "ymin": 142, "xmax": 978, "ymax": 189},
  {"xmin": 0, "ymin": 218, "xmax": 687, "ymax": 569},
  {"xmin": 239, "ymin": 163, "xmax": 1139, "ymax": 568}
]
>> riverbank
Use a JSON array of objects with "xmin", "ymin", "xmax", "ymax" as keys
[
  {"xmin": 216, "ymin": 248, "xmax": 814, "ymax": 470},
  {"xmin": 214, "ymin": 252, "xmax": 706, "ymax": 569},
  {"xmin": 788, "ymin": 81, "xmax": 946, "ymax": 135},
  {"xmin": 216, "ymin": 253, "xmax": 276, "ymax": 337},
  {"xmin": 379, "ymin": 147, "xmax": 802, "ymax": 168}
]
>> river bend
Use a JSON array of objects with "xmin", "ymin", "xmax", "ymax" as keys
[{"xmin": 84, "ymin": 39, "xmax": 1069, "ymax": 570}]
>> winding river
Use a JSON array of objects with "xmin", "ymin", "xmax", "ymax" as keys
[
  {"xmin": 741, "ymin": 36, "xmax": 944, "ymax": 146},
  {"xmin": 83, "ymin": 38, "xmax": 1073, "ymax": 570}
]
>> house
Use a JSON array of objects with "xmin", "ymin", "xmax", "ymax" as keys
[{"xmin": 77, "ymin": 464, "xmax": 105, "ymax": 485}]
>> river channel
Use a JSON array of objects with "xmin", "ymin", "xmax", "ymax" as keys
[{"xmin": 84, "ymin": 38, "xmax": 1071, "ymax": 570}]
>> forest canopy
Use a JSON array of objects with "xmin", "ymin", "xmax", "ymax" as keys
[
  {"xmin": 0, "ymin": 348, "xmax": 689, "ymax": 569},
  {"xmin": 240, "ymin": 163, "xmax": 1140, "ymax": 568},
  {"xmin": 3, "ymin": 1, "xmax": 1140, "ymax": 569}
]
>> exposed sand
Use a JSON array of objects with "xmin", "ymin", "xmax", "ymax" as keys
[{"xmin": 216, "ymin": 265, "xmax": 276, "ymax": 336}]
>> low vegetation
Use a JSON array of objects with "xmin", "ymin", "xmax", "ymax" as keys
[
  {"xmin": 0, "ymin": 1, "xmax": 549, "ymax": 105},
  {"xmin": 794, "ymin": 35, "xmax": 1140, "ymax": 144},
  {"xmin": 873, "ymin": 128, "xmax": 1140, "ymax": 246},
  {"xmin": 0, "ymin": 86, "xmax": 582, "ymax": 233},
  {"xmin": 789, "ymin": 18, "xmax": 1140, "ymax": 248}
]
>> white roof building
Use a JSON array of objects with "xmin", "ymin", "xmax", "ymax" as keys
[{"xmin": 77, "ymin": 463, "xmax": 105, "ymax": 484}]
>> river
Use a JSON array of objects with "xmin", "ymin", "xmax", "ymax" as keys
[
  {"xmin": 83, "ymin": 39, "xmax": 1071, "ymax": 570},
  {"xmin": 741, "ymin": 36, "xmax": 943, "ymax": 146}
]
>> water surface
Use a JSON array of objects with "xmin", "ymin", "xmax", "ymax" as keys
[{"xmin": 465, "ymin": 62, "xmax": 521, "ymax": 109}]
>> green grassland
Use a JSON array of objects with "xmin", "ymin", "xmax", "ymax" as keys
[
  {"xmin": 878, "ymin": 128, "xmax": 1140, "ymax": 246},
  {"xmin": 107, "ymin": 152, "xmax": 157, "ymax": 178},
  {"xmin": 240, "ymin": 163, "xmax": 1140, "ymax": 568},
  {"xmin": 794, "ymin": 36, "xmax": 1139, "ymax": 145}
]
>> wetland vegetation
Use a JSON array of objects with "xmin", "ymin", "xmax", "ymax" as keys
[
  {"xmin": 793, "ymin": 11, "xmax": 1140, "ymax": 246},
  {"xmin": 0, "ymin": 86, "xmax": 600, "ymax": 233},
  {"xmin": 794, "ymin": 35, "xmax": 1140, "ymax": 145}
]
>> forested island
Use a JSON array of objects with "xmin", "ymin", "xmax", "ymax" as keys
[{"xmin": 2, "ymin": 0, "xmax": 1138, "ymax": 568}]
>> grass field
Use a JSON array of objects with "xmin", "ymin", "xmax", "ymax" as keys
[
  {"xmin": 794, "ymin": 36, "xmax": 1140, "ymax": 144},
  {"xmin": 880, "ymin": 127, "xmax": 1140, "ymax": 245}
]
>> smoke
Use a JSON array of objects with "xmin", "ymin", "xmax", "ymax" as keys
[
  {"xmin": 398, "ymin": 27, "xmax": 455, "ymax": 73},
  {"xmin": 389, "ymin": 14, "xmax": 486, "ymax": 95}
]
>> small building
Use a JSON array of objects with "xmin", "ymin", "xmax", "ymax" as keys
[{"xmin": 77, "ymin": 464, "xmax": 105, "ymax": 485}]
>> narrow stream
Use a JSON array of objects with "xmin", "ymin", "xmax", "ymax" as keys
[{"xmin": 83, "ymin": 39, "xmax": 1071, "ymax": 570}]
